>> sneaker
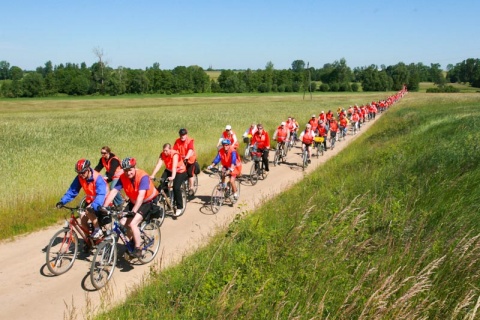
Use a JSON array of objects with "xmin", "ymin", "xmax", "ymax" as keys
[
  {"xmin": 175, "ymin": 209, "xmax": 183, "ymax": 217},
  {"xmin": 91, "ymin": 228, "xmax": 103, "ymax": 239},
  {"xmin": 233, "ymin": 193, "xmax": 238, "ymax": 200},
  {"xmin": 132, "ymin": 248, "xmax": 143, "ymax": 259},
  {"xmin": 188, "ymin": 189, "xmax": 195, "ymax": 197},
  {"xmin": 308, "ymin": 159, "xmax": 311, "ymax": 164}
]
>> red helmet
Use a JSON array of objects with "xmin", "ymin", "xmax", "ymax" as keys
[
  {"xmin": 121, "ymin": 157, "xmax": 136, "ymax": 169},
  {"xmin": 75, "ymin": 159, "xmax": 91, "ymax": 173}
]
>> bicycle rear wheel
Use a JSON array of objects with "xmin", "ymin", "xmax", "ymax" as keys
[
  {"xmin": 90, "ymin": 238, "xmax": 117, "ymax": 290},
  {"xmin": 46, "ymin": 228, "xmax": 79, "ymax": 276},
  {"xmin": 211, "ymin": 184, "xmax": 225, "ymax": 213},
  {"xmin": 137, "ymin": 220, "xmax": 161, "ymax": 264},
  {"xmin": 243, "ymin": 145, "xmax": 251, "ymax": 163}
]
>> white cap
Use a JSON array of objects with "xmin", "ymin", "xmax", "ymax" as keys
[
  {"xmin": 306, "ymin": 123, "xmax": 311, "ymax": 128},
  {"xmin": 225, "ymin": 125, "xmax": 232, "ymax": 130},
  {"xmin": 321, "ymin": 111, "xmax": 324, "ymax": 113},
  {"xmin": 281, "ymin": 121, "xmax": 286, "ymax": 126},
  {"xmin": 312, "ymin": 114, "xmax": 316, "ymax": 117}
]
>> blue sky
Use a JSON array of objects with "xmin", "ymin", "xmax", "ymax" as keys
[{"xmin": 2, "ymin": 0, "xmax": 479, "ymax": 71}]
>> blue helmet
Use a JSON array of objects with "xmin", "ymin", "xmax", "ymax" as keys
[{"xmin": 221, "ymin": 139, "xmax": 231, "ymax": 145}]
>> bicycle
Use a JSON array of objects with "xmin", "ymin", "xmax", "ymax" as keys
[
  {"xmin": 45, "ymin": 205, "xmax": 108, "ymax": 276},
  {"xmin": 242, "ymin": 134, "xmax": 252, "ymax": 163},
  {"xmin": 273, "ymin": 141, "xmax": 287, "ymax": 166},
  {"xmin": 153, "ymin": 177, "xmax": 187, "ymax": 221},
  {"xmin": 209, "ymin": 168, "xmax": 241, "ymax": 214},
  {"xmin": 313, "ymin": 136, "xmax": 324, "ymax": 158},
  {"xmin": 90, "ymin": 207, "xmax": 161, "ymax": 289},
  {"xmin": 249, "ymin": 149, "xmax": 268, "ymax": 185}
]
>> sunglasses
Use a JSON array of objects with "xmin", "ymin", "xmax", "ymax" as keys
[{"xmin": 101, "ymin": 152, "xmax": 107, "ymax": 155}]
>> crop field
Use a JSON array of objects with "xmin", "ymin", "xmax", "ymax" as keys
[{"xmin": 0, "ymin": 92, "xmax": 392, "ymax": 239}]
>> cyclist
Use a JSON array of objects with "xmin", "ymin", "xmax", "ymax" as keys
[
  {"xmin": 317, "ymin": 120, "xmax": 328, "ymax": 151},
  {"xmin": 272, "ymin": 121, "xmax": 290, "ymax": 158},
  {"xmin": 56, "ymin": 159, "xmax": 108, "ymax": 239},
  {"xmin": 308, "ymin": 115, "xmax": 319, "ymax": 133},
  {"xmin": 103, "ymin": 157, "xmax": 159, "ymax": 258},
  {"xmin": 173, "ymin": 128, "xmax": 197, "ymax": 196},
  {"xmin": 242, "ymin": 123, "xmax": 257, "ymax": 141},
  {"xmin": 351, "ymin": 110, "xmax": 360, "ymax": 134},
  {"xmin": 217, "ymin": 125, "xmax": 239, "ymax": 150},
  {"xmin": 319, "ymin": 111, "xmax": 327, "ymax": 124},
  {"xmin": 299, "ymin": 123, "xmax": 315, "ymax": 163},
  {"xmin": 339, "ymin": 115, "xmax": 348, "ymax": 138},
  {"xmin": 329, "ymin": 118, "xmax": 339, "ymax": 149},
  {"xmin": 150, "ymin": 143, "xmax": 188, "ymax": 217},
  {"xmin": 250, "ymin": 123, "xmax": 271, "ymax": 172},
  {"xmin": 94, "ymin": 146, "xmax": 124, "ymax": 209},
  {"xmin": 207, "ymin": 139, "xmax": 242, "ymax": 200}
]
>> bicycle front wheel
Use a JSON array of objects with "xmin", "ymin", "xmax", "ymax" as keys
[
  {"xmin": 137, "ymin": 220, "xmax": 161, "ymax": 264},
  {"xmin": 46, "ymin": 228, "xmax": 79, "ymax": 276},
  {"xmin": 273, "ymin": 149, "xmax": 280, "ymax": 166},
  {"xmin": 211, "ymin": 185, "xmax": 225, "ymax": 213},
  {"xmin": 249, "ymin": 162, "xmax": 259, "ymax": 185},
  {"xmin": 90, "ymin": 238, "xmax": 117, "ymax": 290},
  {"xmin": 302, "ymin": 151, "xmax": 308, "ymax": 170}
]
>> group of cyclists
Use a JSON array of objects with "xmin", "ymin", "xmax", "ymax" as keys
[{"xmin": 55, "ymin": 87, "xmax": 407, "ymax": 261}]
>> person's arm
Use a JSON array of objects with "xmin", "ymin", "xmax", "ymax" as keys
[
  {"xmin": 91, "ymin": 176, "xmax": 108, "ymax": 210},
  {"xmin": 94, "ymin": 158, "xmax": 104, "ymax": 173},
  {"xmin": 185, "ymin": 140, "xmax": 195, "ymax": 161},
  {"xmin": 103, "ymin": 180, "xmax": 123, "ymax": 207},
  {"xmin": 232, "ymin": 133, "xmax": 238, "ymax": 144},
  {"xmin": 230, "ymin": 151, "xmax": 237, "ymax": 169},
  {"xmin": 272, "ymin": 129, "xmax": 278, "ymax": 140},
  {"xmin": 150, "ymin": 154, "xmax": 163, "ymax": 179},
  {"xmin": 59, "ymin": 177, "xmax": 81, "ymax": 205},
  {"xmin": 208, "ymin": 153, "xmax": 221, "ymax": 168},
  {"xmin": 265, "ymin": 132, "xmax": 271, "ymax": 149}
]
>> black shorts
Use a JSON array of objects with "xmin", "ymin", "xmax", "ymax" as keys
[
  {"xmin": 303, "ymin": 143, "xmax": 312, "ymax": 147},
  {"xmin": 186, "ymin": 162, "xmax": 195, "ymax": 178},
  {"xmin": 126, "ymin": 201, "xmax": 153, "ymax": 218}
]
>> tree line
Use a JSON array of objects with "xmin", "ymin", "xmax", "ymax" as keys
[{"xmin": 0, "ymin": 57, "xmax": 478, "ymax": 98}]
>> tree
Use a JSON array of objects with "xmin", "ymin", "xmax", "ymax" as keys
[
  {"xmin": 10, "ymin": 66, "xmax": 23, "ymax": 81},
  {"xmin": 92, "ymin": 47, "xmax": 107, "ymax": 94},
  {"xmin": 22, "ymin": 72, "xmax": 45, "ymax": 97},
  {"xmin": 430, "ymin": 63, "xmax": 445, "ymax": 85},
  {"xmin": 291, "ymin": 60, "xmax": 305, "ymax": 73},
  {"xmin": 0, "ymin": 60, "xmax": 10, "ymax": 80}
]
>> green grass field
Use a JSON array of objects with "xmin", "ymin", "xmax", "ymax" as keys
[
  {"xmin": 0, "ymin": 92, "xmax": 393, "ymax": 239},
  {"xmin": 94, "ymin": 92, "xmax": 480, "ymax": 319}
]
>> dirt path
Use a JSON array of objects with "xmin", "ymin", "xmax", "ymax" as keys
[{"xmin": 0, "ymin": 118, "xmax": 377, "ymax": 319}]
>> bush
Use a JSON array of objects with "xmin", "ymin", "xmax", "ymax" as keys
[
  {"xmin": 319, "ymin": 83, "xmax": 330, "ymax": 92},
  {"xmin": 339, "ymin": 82, "xmax": 351, "ymax": 92},
  {"xmin": 426, "ymin": 85, "xmax": 460, "ymax": 93},
  {"xmin": 351, "ymin": 83, "xmax": 359, "ymax": 92},
  {"xmin": 329, "ymin": 83, "xmax": 340, "ymax": 92}
]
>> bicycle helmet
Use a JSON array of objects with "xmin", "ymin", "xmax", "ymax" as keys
[
  {"xmin": 179, "ymin": 128, "xmax": 188, "ymax": 136},
  {"xmin": 75, "ymin": 159, "xmax": 91, "ymax": 173},
  {"xmin": 121, "ymin": 157, "xmax": 136, "ymax": 169},
  {"xmin": 221, "ymin": 139, "xmax": 231, "ymax": 145},
  {"xmin": 225, "ymin": 125, "xmax": 232, "ymax": 130}
]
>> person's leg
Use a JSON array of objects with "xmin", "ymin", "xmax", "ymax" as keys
[
  {"xmin": 262, "ymin": 149, "xmax": 269, "ymax": 171},
  {"xmin": 173, "ymin": 172, "xmax": 187, "ymax": 209}
]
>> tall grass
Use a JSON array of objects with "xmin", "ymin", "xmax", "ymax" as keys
[
  {"xmin": 0, "ymin": 92, "xmax": 390, "ymax": 239},
  {"xmin": 94, "ymin": 93, "xmax": 480, "ymax": 319}
]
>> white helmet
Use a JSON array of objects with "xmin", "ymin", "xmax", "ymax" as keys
[
  {"xmin": 281, "ymin": 122, "xmax": 286, "ymax": 126},
  {"xmin": 225, "ymin": 125, "xmax": 232, "ymax": 130}
]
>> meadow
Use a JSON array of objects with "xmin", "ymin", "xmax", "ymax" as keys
[
  {"xmin": 95, "ymin": 92, "xmax": 480, "ymax": 319},
  {"xmin": 0, "ymin": 92, "xmax": 390, "ymax": 239}
]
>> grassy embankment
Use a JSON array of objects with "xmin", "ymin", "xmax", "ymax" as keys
[
  {"xmin": 96, "ymin": 93, "xmax": 480, "ymax": 319},
  {"xmin": 0, "ymin": 92, "xmax": 390, "ymax": 240}
]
